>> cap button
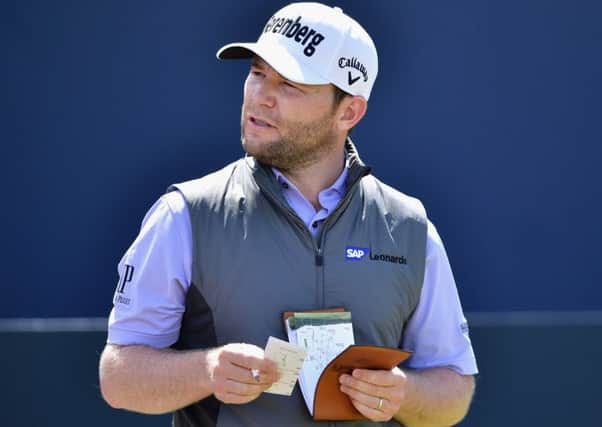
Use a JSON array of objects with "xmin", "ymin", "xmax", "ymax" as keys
[{"xmin": 333, "ymin": 6, "xmax": 343, "ymax": 13}]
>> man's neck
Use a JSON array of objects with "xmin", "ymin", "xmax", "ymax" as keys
[{"xmin": 279, "ymin": 147, "xmax": 346, "ymax": 211}]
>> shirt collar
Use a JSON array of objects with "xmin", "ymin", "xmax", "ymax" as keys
[{"xmin": 271, "ymin": 153, "xmax": 349, "ymax": 199}]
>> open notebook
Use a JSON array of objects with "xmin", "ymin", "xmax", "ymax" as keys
[{"xmin": 283, "ymin": 309, "xmax": 412, "ymax": 420}]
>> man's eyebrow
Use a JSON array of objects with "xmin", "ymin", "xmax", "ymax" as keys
[
  {"xmin": 249, "ymin": 58, "xmax": 308, "ymax": 90},
  {"xmin": 250, "ymin": 57, "xmax": 265, "ymax": 68}
]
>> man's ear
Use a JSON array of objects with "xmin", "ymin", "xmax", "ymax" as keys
[{"xmin": 335, "ymin": 96, "xmax": 368, "ymax": 133}]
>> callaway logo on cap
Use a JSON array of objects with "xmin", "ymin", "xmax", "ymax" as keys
[{"xmin": 216, "ymin": 2, "xmax": 378, "ymax": 100}]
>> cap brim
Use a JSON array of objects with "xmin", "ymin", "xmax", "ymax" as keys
[{"xmin": 216, "ymin": 42, "xmax": 329, "ymax": 86}]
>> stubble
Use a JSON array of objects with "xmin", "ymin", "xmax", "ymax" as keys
[{"xmin": 241, "ymin": 110, "xmax": 338, "ymax": 172}]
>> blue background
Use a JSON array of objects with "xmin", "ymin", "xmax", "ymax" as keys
[
  {"xmin": 3, "ymin": 1, "xmax": 602, "ymax": 426},
  {"xmin": 4, "ymin": 0, "xmax": 602, "ymax": 317},
  {"xmin": 4, "ymin": 0, "xmax": 601, "ymax": 318}
]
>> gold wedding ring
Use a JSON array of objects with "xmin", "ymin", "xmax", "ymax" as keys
[{"xmin": 377, "ymin": 397, "xmax": 384, "ymax": 411}]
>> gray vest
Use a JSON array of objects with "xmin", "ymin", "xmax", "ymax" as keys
[{"xmin": 169, "ymin": 143, "xmax": 427, "ymax": 427}]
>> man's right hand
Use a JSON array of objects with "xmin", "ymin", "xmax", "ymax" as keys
[{"xmin": 206, "ymin": 343, "xmax": 280, "ymax": 404}]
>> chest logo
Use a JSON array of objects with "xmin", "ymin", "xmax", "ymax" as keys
[
  {"xmin": 345, "ymin": 246, "xmax": 369, "ymax": 261},
  {"xmin": 370, "ymin": 253, "xmax": 408, "ymax": 265}
]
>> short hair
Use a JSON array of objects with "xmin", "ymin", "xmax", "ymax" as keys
[{"xmin": 332, "ymin": 85, "xmax": 351, "ymax": 108}]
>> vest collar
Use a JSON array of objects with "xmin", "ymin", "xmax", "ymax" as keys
[{"xmin": 343, "ymin": 137, "xmax": 372, "ymax": 188}]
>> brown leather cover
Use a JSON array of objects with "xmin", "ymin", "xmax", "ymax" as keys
[{"xmin": 313, "ymin": 345, "xmax": 411, "ymax": 420}]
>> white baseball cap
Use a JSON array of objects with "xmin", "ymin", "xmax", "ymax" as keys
[{"xmin": 216, "ymin": 2, "xmax": 378, "ymax": 100}]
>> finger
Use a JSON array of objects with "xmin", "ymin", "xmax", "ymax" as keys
[
  {"xmin": 217, "ymin": 389, "xmax": 261, "ymax": 405},
  {"xmin": 228, "ymin": 355, "xmax": 280, "ymax": 381},
  {"xmin": 213, "ymin": 378, "xmax": 266, "ymax": 404},
  {"xmin": 339, "ymin": 374, "xmax": 388, "ymax": 398},
  {"xmin": 220, "ymin": 362, "xmax": 278, "ymax": 386},
  {"xmin": 349, "ymin": 398, "xmax": 392, "ymax": 422},
  {"xmin": 351, "ymin": 368, "xmax": 404, "ymax": 386},
  {"xmin": 246, "ymin": 367, "xmax": 280, "ymax": 386},
  {"xmin": 340, "ymin": 384, "xmax": 388, "ymax": 413},
  {"xmin": 223, "ymin": 348, "xmax": 276, "ymax": 372},
  {"xmin": 223, "ymin": 378, "xmax": 267, "ymax": 396}
]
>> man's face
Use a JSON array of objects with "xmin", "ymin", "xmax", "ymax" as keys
[{"xmin": 241, "ymin": 57, "xmax": 340, "ymax": 171}]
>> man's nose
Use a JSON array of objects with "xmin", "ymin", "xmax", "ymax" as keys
[{"xmin": 254, "ymin": 78, "xmax": 277, "ymax": 109}]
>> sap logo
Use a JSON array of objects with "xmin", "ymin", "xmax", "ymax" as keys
[{"xmin": 345, "ymin": 246, "xmax": 369, "ymax": 261}]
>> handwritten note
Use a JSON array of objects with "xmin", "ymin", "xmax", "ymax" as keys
[{"xmin": 264, "ymin": 336, "xmax": 306, "ymax": 396}]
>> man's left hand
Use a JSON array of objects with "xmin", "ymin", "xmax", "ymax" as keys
[{"xmin": 339, "ymin": 367, "xmax": 407, "ymax": 422}]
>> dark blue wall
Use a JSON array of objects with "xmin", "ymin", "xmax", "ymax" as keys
[
  {"xmin": 3, "ymin": 2, "xmax": 602, "ymax": 426},
  {"xmin": 4, "ymin": 0, "xmax": 601, "ymax": 316}
]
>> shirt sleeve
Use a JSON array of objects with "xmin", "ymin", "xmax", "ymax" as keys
[
  {"xmin": 107, "ymin": 191, "xmax": 192, "ymax": 348},
  {"xmin": 401, "ymin": 221, "xmax": 478, "ymax": 375}
]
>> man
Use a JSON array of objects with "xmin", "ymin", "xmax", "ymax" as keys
[{"xmin": 99, "ymin": 3, "xmax": 477, "ymax": 426}]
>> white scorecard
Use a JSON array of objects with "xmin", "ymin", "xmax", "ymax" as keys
[{"xmin": 263, "ymin": 336, "xmax": 306, "ymax": 396}]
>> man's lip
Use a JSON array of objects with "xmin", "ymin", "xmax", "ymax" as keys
[{"xmin": 249, "ymin": 115, "xmax": 275, "ymax": 128}]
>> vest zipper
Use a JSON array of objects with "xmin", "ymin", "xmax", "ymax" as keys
[
  {"xmin": 315, "ymin": 249, "xmax": 324, "ymax": 266},
  {"xmin": 267, "ymin": 198, "xmax": 325, "ymax": 307},
  {"xmin": 313, "ymin": 178, "xmax": 364, "ymax": 308},
  {"xmin": 279, "ymin": 178, "xmax": 364, "ymax": 308},
  {"xmin": 257, "ymin": 168, "xmax": 366, "ymax": 308}
]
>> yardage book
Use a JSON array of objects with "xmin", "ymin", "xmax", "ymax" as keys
[{"xmin": 283, "ymin": 309, "xmax": 412, "ymax": 421}]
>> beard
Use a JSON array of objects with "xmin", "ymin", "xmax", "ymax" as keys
[{"xmin": 241, "ymin": 109, "xmax": 338, "ymax": 172}]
